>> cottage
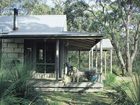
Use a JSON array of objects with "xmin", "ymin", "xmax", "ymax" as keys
[{"xmin": 0, "ymin": 12, "xmax": 102, "ymax": 81}]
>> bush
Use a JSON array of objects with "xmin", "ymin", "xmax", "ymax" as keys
[
  {"xmin": 104, "ymin": 73, "xmax": 116, "ymax": 87},
  {"xmin": 112, "ymin": 65, "xmax": 122, "ymax": 76},
  {"xmin": 0, "ymin": 62, "xmax": 46, "ymax": 105},
  {"xmin": 107, "ymin": 72, "xmax": 140, "ymax": 105}
]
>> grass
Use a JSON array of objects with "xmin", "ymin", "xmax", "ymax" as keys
[{"xmin": 42, "ymin": 92, "xmax": 113, "ymax": 105}]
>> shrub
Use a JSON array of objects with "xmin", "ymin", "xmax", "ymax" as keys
[
  {"xmin": 112, "ymin": 65, "xmax": 122, "ymax": 76},
  {"xmin": 104, "ymin": 73, "xmax": 116, "ymax": 87},
  {"xmin": 0, "ymin": 62, "xmax": 46, "ymax": 105},
  {"xmin": 107, "ymin": 72, "xmax": 140, "ymax": 105}
]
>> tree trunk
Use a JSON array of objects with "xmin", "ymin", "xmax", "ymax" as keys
[
  {"xmin": 125, "ymin": 4, "xmax": 132, "ymax": 74},
  {"xmin": 125, "ymin": 24, "xmax": 132, "ymax": 74},
  {"xmin": 111, "ymin": 33, "xmax": 126, "ymax": 75}
]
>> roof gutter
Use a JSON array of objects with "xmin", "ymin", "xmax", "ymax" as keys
[{"xmin": 0, "ymin": 34, "xmax": 103, "ymax": 39}]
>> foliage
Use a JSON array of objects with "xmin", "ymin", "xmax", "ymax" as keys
[
  {"xmin": 68, "ymin": 51, "xmax": 89, "ymax": 70},
  {"xmin": 0, "ymin": 0, "xmax": 15, "ymax": 13},
  {"xmin": 107, "ymin": 85, "xmax": 133, "ymax": 105},
  {"xmin": 64, "ymin": 0, "xmax": 91, "ymax": 31},
  {"xmin": 107, "ymin": 72, "xmax": 140, "ymax": 105},
  {"xmin": 95, "ymin": 0, "xmax": 140, "ymax": 74},
  {"xmin": 0, "ymin": 0, "xmax": 50, "ymax": 15},
  {"xmin": 133, "ymin": 56, "xmax": 140, "ymax": 73},
  {"xmin": 0, "ymin": 62, "xmax": 46, "ymax": 105},
  {"xmin": 51, "ymin": 0, "xmax": 64, "ymax": 15},
  {"xmin": 125, "ymin": 73, "xmax": 140, "ymax": 104},
  {"xmin": 63, "ymin": 0, "xmax": 140, "ymax": 75},
  {"xmin": 31, "ymin": 3, "xmax": 51, "ymax": 15},
  {"xmin": 104, "ymin": 73, "xmax": 116, "ymax": 87},
  {"xmin": 112, "ymin": 65, "xmax": 122, "ymax": 76}
]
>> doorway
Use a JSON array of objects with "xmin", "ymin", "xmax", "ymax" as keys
[{"xmin": 24, "ymin": 39, "xmax": 56, "ymax": 75}]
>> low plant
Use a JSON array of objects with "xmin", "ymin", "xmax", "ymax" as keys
[
  {"xmin": 112, "ymin": 65, "xmax": 122, "ymax": 76},
  {"xmin": 125, "ymin": 73, "xmax": 140, "ymax": 104},
  {"xmin": 104, "ymin": 73, "xmax": 116, "ymax": 87},
  {"xmin": 0, "ymin": 62, "xmax": 46, "ymax": 105},
  {"xmin": 107, "ymin": 72, "xmax": 140, "ymax": 105}
]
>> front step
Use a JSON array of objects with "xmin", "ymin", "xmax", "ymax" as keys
[{"xmin": 34, "ymin": 81, "xmax": 103, "ymax": 92}]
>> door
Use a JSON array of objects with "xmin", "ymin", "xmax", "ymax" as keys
[
  {"xmin": 24, "ymin": 40, "xmax": 33, "ymax": 70},
  {"xmin": 24, "ymin": 39, "xmax": 56, "ymax": 77},
  {"xmin": 36, "ymin": 40, "xmax": 56, "ymax": 74}
]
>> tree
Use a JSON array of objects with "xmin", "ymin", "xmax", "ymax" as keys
[
  {"xmin": 0, "ymin": 0, "xmax": 16, "ymax": 15},
  {"xmin": 64, "ymin": 0, "xmax": 91, "ymax": 31},
  {"xmin": 30, "ymin": 3, "xmax": 51, "ymax": 15},
  {"xmin": 93, "ymin": 0, "xmax": 140, "ymax": 75},
  {"xmin": 64, "ymin": 0, "xmax": 140, "ymax": 75},
  {"xmin": 0, "ymin": 0, "xmax": 50, "ymax": 15},
  {"xmin": 51, "ymin": 0, "xmax": 64, "ymax": 15},
  {"xmin": 21, "ymin": 0, "xmax": 42, "ymax": 14}
]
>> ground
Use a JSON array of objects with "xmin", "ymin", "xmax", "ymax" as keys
[
  {"xmin": 42, "ymin": 91, "xmax": 113, "ymax": 105},
  {"xmin": 34, "ymin": 75, "xmax": 134, "ymax": 105}
]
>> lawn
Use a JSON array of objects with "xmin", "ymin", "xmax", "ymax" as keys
[{"xmin": 42, "ymin": 91, "xmax": 113, "ymax": 105}]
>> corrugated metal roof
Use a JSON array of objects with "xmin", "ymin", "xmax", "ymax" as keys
[
  {"xmin": 92, "ymin": 39, "xmax": 113, "ymax": 50},
  {"xmin": 0, "ymin": 15, "xmax": 103, "ymax": 39},
  {"xmin": 0, "ymin": 15, "xmax": 67, "ymax": 33}
]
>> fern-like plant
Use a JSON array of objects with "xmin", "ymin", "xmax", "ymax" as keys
[
  {"xmin": 108, "ymin": 72, "xmax": 140, "ymax": 105},
  {"xmin": 124, "ymin": 73, "xmax": 140, "ymax": 104},
  {"xmin": 104, "ymin": 73, "xmax": 116, "ymax": 87},
  {"xmin": 0, "ymin": 61, "xmax": 46, "ymax": 105}
]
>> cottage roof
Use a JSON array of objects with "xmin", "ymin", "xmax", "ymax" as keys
[
  {"xmin": 0, "ymin": 15, "xmax": 102, "ymax": 38},
  {"xmin": 92, "ymin": 39, "xmax": 113, "ymax": 50},
  {"xmin": 0, "ymin": 15, "xmax": 103, "ymax": 50},
  {"xmin": 0, "ymin": 15, "xmax": 67, "ymax": 33}
]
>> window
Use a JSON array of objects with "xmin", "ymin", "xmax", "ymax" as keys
[{"xmin": 39, "ymin": 49, "xmax": 43, "ymax": 61}]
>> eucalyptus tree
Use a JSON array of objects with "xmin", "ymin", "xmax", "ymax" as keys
[
  {"xmin": 51, "ymin": 0, "xmax": 64, "ymax": 15},
  {"xmin": 30, "ymin": 3, "xmax": 51, "ymax": 15},
  {"xmin": 66, "ymin": 0, "xmax": 140, "ymax": 75},
  {"xmin": 64, "ymin": 0, "xmax": 91, "ymax": 31},
  {"xmin": 0, "ymin": 0, "xmax": 16, "ymax": 15},
  {"xmin": 92, "ymin": 0, "xmax": 140, "ymax": 75},
  {"xmin": 18, "ymin": 0, "xmax": 47, "ymax": 15},
  {"xmin": 0, "ymin": 0, "xmax": 50, "ymax": 15}
]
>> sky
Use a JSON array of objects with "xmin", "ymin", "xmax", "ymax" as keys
[
  {"xmin": 46, "ymin": 0, "xmax": 94, "ymax": 7},
  {"xmin": 46, "ymin": 0, "xmax": 55, "ymax": 7}
]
